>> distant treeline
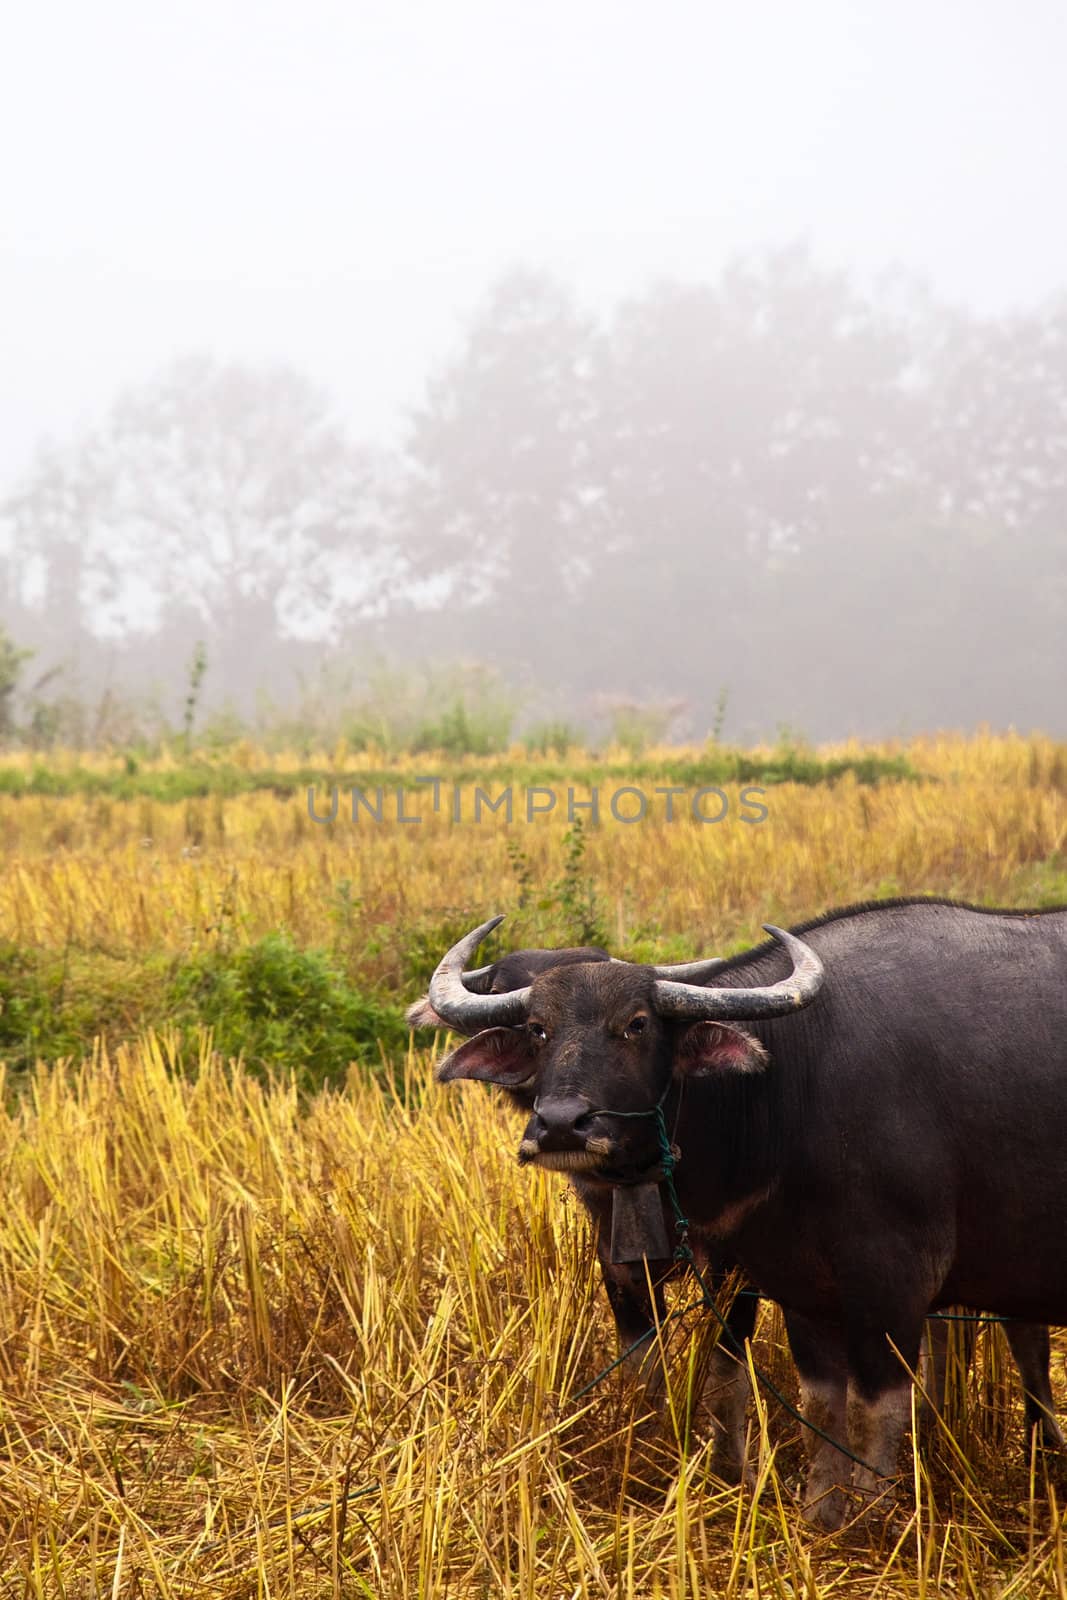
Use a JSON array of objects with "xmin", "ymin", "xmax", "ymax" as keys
[{"xmin": 2, "ymin": 248, "xmax": 1065, "ymax": 742}]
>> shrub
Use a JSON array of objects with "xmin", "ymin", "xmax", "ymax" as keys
[
  {"xmin": 0, "ymin": 943, "xmax": 163, "ymax": 1072},
  {"xmin": 523, "ymin": 719, "xmax": 583, "ymax": 757},
  {"xmin": 599, "ymin": 696, "xmax": 687, "ymax": 756},
  {"xmin": 169, "ymin": 933, "xmax": 407, "ymax": 1085},
  {"xmin": 348, "ymin": 659, "xmax": 517, "ymax": 757}
]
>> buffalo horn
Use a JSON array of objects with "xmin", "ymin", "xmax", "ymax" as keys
[
  {"xmin": 647, "ymin": 956, "xmax": 726, "ymax": 982},
  {"xmin": 427, "ymin": 916, "xmax": 532, "ymax": 1029},
  {"xmin": 608, "ymin": 955, "xmax": 725, "ymax": 979},
  {"xmin": 458, "ymin": 962, "xmax": 495, "ymax": 993},
  {"xmin": 651, "ymin": 926, "xmax": 823, "ymax": 1019}
]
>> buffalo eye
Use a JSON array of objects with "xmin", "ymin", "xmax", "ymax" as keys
[
  {"xmin": 527, "ymin": 1023, "xmax": 548, "ymax": 1043},
  {"xmin": 623, "ymin": 1014, "xmax": 648, "ymax": 1039}
]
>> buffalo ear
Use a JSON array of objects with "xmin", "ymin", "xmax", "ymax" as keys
[
  {"xmin": 406, "ymin": 995, "xmax": 446, "ymax": 1028},
  {"xmin": 435, "ymin": 1027, "xmax": 538, "ymax": 1086},
  {"xmin": 674, "ymin": 1021, "xmax": 768, "ymax": 1078}
]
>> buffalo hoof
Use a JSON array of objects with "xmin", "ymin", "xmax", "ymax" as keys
[
  {"xmin": 803, "ymin": 1484, "xmax": 852, "ymax": 1532},
  {"xmin": 803, "ymin": 1478, "xmax": 907, "ymax": 1537},
  {"xmin": 1034, "ymin": 1415, "xmax": 1065, "ymax": 1452}
]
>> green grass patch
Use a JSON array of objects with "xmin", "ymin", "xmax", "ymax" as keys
[
  {"xmin": 0, "ymin": 934, "xmax": 408, "ymax": 1085},
  {"xmin": 0, "ymin": 747, "xmax": 921, "ymax": 805},
  {"xmin": 0, "ymin": 943, "xmax": 170, "ymax": 1071},
  {"xmin": 170, "ymin": 933, "xmax": 407, "ymax": 1084},
  {"xmin": 998, "ymin": 856, "xmax": 1067, "ymax": 908}
]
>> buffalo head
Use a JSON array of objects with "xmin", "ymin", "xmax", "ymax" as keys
[{"xmin": 429, "ymin": 916, "xmax": 823, "ymax": 1183}]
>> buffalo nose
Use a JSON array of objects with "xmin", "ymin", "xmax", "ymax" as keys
[{"xmin": 530, "ymin": 1096, "xmax": 594, "ymax": 1150}]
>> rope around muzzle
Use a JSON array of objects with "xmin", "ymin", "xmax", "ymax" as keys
[{"xmin": 576, "ymin": 1081, "xmax": 888, "ymax": 1480}]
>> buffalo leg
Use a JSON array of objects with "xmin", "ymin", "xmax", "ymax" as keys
[
  {"xmin": 786, "ymin": 1306, "xmax": 923, "ymax": 1529},
  {"xmin": 603, "ymin": 1241, "xmax": 760, "ymax": 1477},
  {"xmin": 924, "ymin": 1314, "xmax": 1061, "ymax": 1449},
  {"xmin": 783, "ymin": 1309, "xmax": 853, "ymax": 1528},
  {"xmin": 1005, "ymin": 1321, "xmax": 1064, "ymax": 1449},
  {"xmin": 597, "ymin": 1236, "xmax": 761, "ymax": 1474},
  {"xmin": 702, "ymin": 1281, "xmax": 759, "ymax": 1482},
  {"xmin": 576, "ymin": 1180, "xmax": 673, "ymax": 1394},
  {"xmin": 599, "ymin": 1253, "xmax": 673, "ymax": 1394},
  {"xmin": 845, "ymin": 1312, "xmax": 924, "ymax": 1512}
]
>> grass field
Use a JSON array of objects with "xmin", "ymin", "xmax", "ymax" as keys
[{"xmin": 0, "ymin": 732, "xmax": 1065, "ymax": 1596}]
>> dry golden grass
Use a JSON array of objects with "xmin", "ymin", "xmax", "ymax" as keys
[
  {"xmin": 0, "ymin": 732, "xmax": 1065, "ymax": 971},
  {"xmin": 0, "ymin": 732, "xmax": 1065, "ymax": 1595},
  {"xmin": 0, "ymin": 1040, "xmax": 1064, "ymax": 1597}
]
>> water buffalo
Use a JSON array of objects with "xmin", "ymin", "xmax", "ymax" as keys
[
  {"xmin": 411, "ymin": 934, "xmax": 1061, "ymax": 1452},
  {"xmin": 420, "ymin": 900, "xmax": 1066, "ymax": 1527},
  {"xmin": 410, "ymin": 932, "xmax": 1060, "ymax": 1483},
  {"xmin": 409, "ymin": 938, "xmax": 761, "ymax": 1477}
]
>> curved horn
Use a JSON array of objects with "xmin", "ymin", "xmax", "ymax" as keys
[
  {"xmin": 649, "ymin": 956, "xmax": 726, "ymax": 982},
  {"xmin": 610, "ymin": 955, "xmax": 726, "ymax": 982},
  {"xmin": 458, "ymin": 961, "xmax": 495, "ymax": 994},
  {"xmin": 651, "ymin": 926, "xmax": 823, "ymax": 1020},
  {"xmin": 427, "ymin": 916, "xmax": 532, "ymax": 1029}
]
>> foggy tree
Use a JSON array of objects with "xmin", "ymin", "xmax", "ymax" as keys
[
  {"xmin": 0, "ymin": 441, "xmax": 95, "ymax": 666},
  {"xmin": 398, "ymin": 253, "xmax": 935, "ymax": 727},
  {"xmin": 0, "ymin": 627, "xmax": 32, "ymax": 739},
  {"xmin": 2, "ymin": 357, "xmax": 392, "ymax": 695},
  {"xmin": 588, "ymin": 250, "xmax": 924, "ymax": 718},
  {"xmin": 929, "ymin": 298, "xmax": 1067, "ymax": 534},
  {"xmin": 3, "ymin": 260, "xmax": 1066, "ymax": 742},
  {"xmin": 394, "ymin": 254, "xmax": 1067, "ymax": 736},
  {"xmin": 400, "ymin": 270, "xmax": 602, "ymax": 662},
  {"xmin": 923, "ymin": 298, "xmax": 1067, "ymax": 723}
]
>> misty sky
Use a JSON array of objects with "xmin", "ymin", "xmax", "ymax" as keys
[{"xmin": 3, "ymin": 0, "xmax": 1066, "ymax": 489}]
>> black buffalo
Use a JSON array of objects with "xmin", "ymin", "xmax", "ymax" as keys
[
  {"xmin": 409, "ymin": 938, "xmax": 762, "ymax": 1478},
  {"xmin": 420, "ymin": 900, "xmax": 1066, "ymax": 1527}
]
